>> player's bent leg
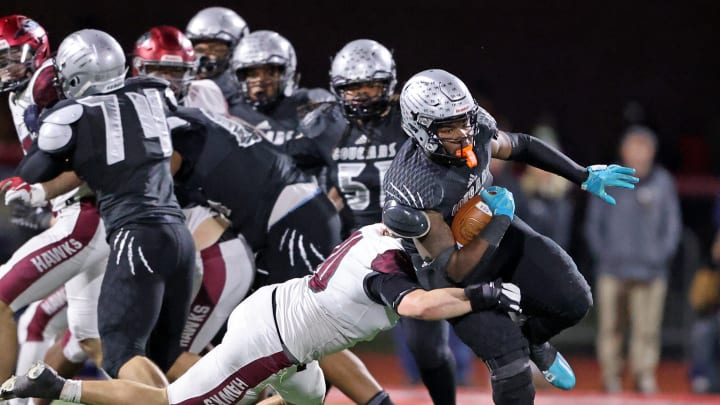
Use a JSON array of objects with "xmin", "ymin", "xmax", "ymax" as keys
[
  {"xmin": 481, "ymin": 341, "xmax": 535, "ymax": 405},
  {"xmin": 14, "ymin": 289, "xmax": 69, "ymax": 387},
  {"xmin": 0, "ymin": 301, "xmax": 19, "ymax": 382},
  {"xmin": 503, "ymin": 218, "xmax": 592, "ymax": 344},
  {"xmin": 0, "ymin": 201, "xmax": 106, "ymax": 382},
  {"xmin": 400, "ymin": 317, "xmax": 456, "ymax": 405},
  {"xmin": 451, "ymin": 310, "xmax": 534, "ymax": 404},
  {"xmin": 318, "ymin": 350, "xmax": 383, "ymax": 404},
  {"xmin": 65, "ymin": 262, "xmax": 105, "ymax": 368},
  {"xmin": 167, "ymin": 286, "xmax": 293, "ymax": 404},
  {"xmin": 44, "ymin": 336, "xmax": 86, "ymax": 378},
  {"xmin": 178, "ymin": 235, "xmax": 255, "ymax": 356},
  {"xmin": 268, "ymin": 360, "xmax": 325, "ymax": 405}
]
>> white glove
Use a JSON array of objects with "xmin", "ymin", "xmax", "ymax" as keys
[{"xmin": 0, "ymin": 177, "xmax": 47, "ymax": 207}]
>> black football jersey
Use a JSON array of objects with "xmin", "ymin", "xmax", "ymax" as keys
[
  {"xmin": 170, "ymin": 107, "xmax": 311, "ymax": 250},
  {"xmin": 23, "ymin": 77, "xmax": 183, "ymax": 235},
  {"xmin": 228, "ymin": 87, "xmax": 332, "ymax": 146},
  {"xmin": 383, "ymin": 106, "xmax": 499, "ymax": 226},
  {"xmin": 317, "ymin": 103, "xmax": 409, "ymax": 228}
]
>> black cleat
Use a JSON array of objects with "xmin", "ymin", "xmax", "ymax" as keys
[{"xmin": 0, "ymin": 362, "xmax": 66, "ymax": 400}]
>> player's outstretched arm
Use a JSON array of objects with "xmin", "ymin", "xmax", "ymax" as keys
[
  {"xmin": 493, "ymin": 131, "xmax": 639, "ymax": 204},
  {"xmin": 77, "ymin": 379, "xmax": 169, "ymax": 405},
  {"xmin": 0, "ymin": 362, "xmax": 169, "ymax": 405},
  {"xmin": 396, "ymin": 280, "xmax": 521, "ymax": 320},
  {"xmin": 493, "ymin": 130, "xmax": 588, "ymax": 184}
]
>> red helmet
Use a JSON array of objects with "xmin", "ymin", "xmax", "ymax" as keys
[
  {"xmin": 0, "ymin": 15, "xmax": 50, "ymax": 92},
  {"xmin": 133, "ymin": 25, "xmax": 196, "ymax": 96}
]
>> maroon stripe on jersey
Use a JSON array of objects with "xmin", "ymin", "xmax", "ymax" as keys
[
  {"xmin": 309, "ymin": 231, "xmax": 363, "ymax": 292},
  {"xmin": 370, "ymin": 249, "xmax": 414, "ymax": 276},
  {"xmin": 26, "ymin": 287, "xmax": 67, "ymax": 342},
  {"xmin": 0, "ymin": 202, "xmax": 101, "ymax": 305},
  {"xmin": 172, "ymin": 351, "xmax": 294, "ymax": 405},
  {"xmin": 179, "ymin": 244, "xmax": 227, "ymax": 349}
]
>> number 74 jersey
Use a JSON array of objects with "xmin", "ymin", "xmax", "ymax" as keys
[{"xmin": 26, "ymin": 77, "xmax": 183, "ymax": 234}]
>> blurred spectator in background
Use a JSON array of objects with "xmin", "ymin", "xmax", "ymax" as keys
[
  {"xmin": 584, "ymin": 126, "xmax": 681, "ymax": 394},
  {"xmin": 517, "ymin": 124, "xmax": 574, "ymax": 250},
  {"xmin": 687, "ymin": 194, "xmax": 720, "ymax": 393}
]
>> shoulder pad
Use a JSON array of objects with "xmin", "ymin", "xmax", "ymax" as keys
[
  {"xmin": 42, "ymin": 103, "xmax": 83, "ymax": 125},
  {"xmin": 382, "ymin": 200, "xmax": 431, "ymax": 238},
  {"xmin": 383, "ymin": 144, "xmax": 445, "ymax": 210},
  {"xmin": 38, "ymin": 121, "xmax": 73, "ymax": 152},
  {"xmin": 476, "ymin": 106, "xmax": 498, "ymax": 132},
  {"xmin": 299, "ymin": 102, "xmax": 344, "ymax": 138}
]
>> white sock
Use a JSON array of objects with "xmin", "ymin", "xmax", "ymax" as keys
[{"xmin": 59, "ymin": 380, "xmax": 82, "ymax": 403}]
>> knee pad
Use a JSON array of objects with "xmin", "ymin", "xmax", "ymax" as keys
[
  {"xmin": 364, "ymin": 390, "xmax": 393, "ymax": 405},
  {"xmin": 487, "ymin": 349, "xmax": 535, "ymax": 405},
  {"xmin": 491, "ymin": 367, "xmax": 535, "ymax": 405}
]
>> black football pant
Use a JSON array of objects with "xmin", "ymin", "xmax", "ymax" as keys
[
  {"xmin": 99, "ymin": 222, "xmax": 195, "ymax": 377},
  {"xmin": 254, "ymin": 192, "xmax": 342, "ymax": 287}
]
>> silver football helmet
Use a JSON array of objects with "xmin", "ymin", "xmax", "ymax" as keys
[
  {"xmin": 400, "ymin": 69, "xmax": 480, "ymax": 166},
  {"xmin": 185, "ymin": 7, "xmax": 248, "ymax": 78},
  {"xmin": 230, "ymin": 30, "xmax": 297, "ymax": 107},
  {"xmin": 54, "ymin": 29, "xmax": 127, "ymax": 99},
  {"xmin": 330, "ymin": 39, "xmax": 396, "ymax": 119},
  {"xmin": 185, "ymin": 7, "xmax": 248, "ymax": 48}
]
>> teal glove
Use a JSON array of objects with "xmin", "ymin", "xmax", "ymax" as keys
[
  {"xmin": 480, "ymin": 186, "xmax": 515, "ymax": 219},
  {"xmin": 581, "ymin": 164, "xmax": 639, "ymax": 205}
]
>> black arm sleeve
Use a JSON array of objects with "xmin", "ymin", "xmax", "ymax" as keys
[
  {"xmin": 17, "ymin": 145, "xmax": 69, "ymax": 184},
  {"xmin": 506, "ymin": 132, "xmax": 588, "ymax": 185},
  {"xmin": 364, "ymin": 272, "xmax": 422, "ymax": 313}
]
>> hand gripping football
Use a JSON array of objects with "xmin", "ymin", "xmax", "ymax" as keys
[{"xmin": 451, "ymin": 194, "xmax": 493, "ymax": 247}]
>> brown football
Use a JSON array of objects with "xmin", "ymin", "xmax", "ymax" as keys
[{"xmin": 451, "ymin": 194, "xmax": 493, "ymax": 246}]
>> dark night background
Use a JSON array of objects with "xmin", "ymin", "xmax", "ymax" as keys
[
  {"xmin": 0, "ymin": 0, "xmax": 719, "ymax": 354},
  {"xmin": 2, "ymin": 1, "xmax": 719, "ymax": 167},
  {"xmin": 1, "ymin": 1, "xmax": 719, "ymax": 243}
]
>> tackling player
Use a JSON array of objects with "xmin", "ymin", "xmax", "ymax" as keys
[{"xmin": 0, "ymin": 203, "xmax": 522, "ymax": 405}]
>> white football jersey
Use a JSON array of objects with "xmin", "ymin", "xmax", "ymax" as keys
[
  {"xmin": 8, "ymin": 59, "xmax": 79, "ymax": 211},
  {"xmin": 274, "ymin": 223, "xmax": 404, "ymax": 364}
]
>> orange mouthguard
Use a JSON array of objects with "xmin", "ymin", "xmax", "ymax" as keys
[{"xmin": 456, "ymin": 145, "xmax": 478, "ymax": 168}]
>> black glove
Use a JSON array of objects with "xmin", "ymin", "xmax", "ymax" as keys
[{"xmin": 465, "ymin": 279, "xmax": 521, "ymax": 313}]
